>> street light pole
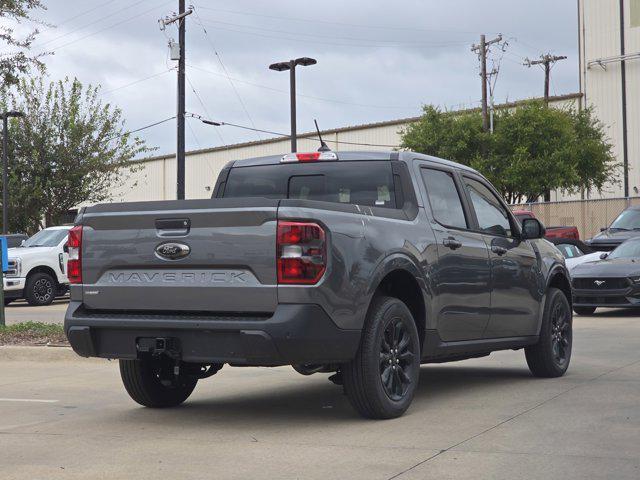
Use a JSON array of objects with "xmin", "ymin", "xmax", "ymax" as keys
[
  {"xmin": 1, "ymin": 111, "xmax": 24, "ymax": 234},
  {"xmin": 269, "ymin": 57, "xmax": 317, "ymax": 153}
]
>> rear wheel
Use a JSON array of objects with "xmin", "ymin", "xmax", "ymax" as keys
[
  {"xmin": 342, "ymin": 296, "xmax": 420, "ymax": 419},
  {"xmin": 25, "ymin": 272, "xmax": 56, "ymax": 306},
  {"xmin": 525, "ymin": 288, "xmax": 572, "ymax": 378},
  {"xmin": 573, "ymin": 306, "xmax": 596, "ymax": 316},
  {"xmin": 119, "ymin": 358, "xmax": 198, "ymax": 408}
]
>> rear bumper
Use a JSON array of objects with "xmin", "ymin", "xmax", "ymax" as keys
[{"xmin": 64, "ymin": 302, "xmax": 361, "ymax": 366}]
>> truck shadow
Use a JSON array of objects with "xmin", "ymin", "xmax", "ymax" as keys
[{"xmin": 116, "ymin": 364, "xmax": 535, "ymax": 425}]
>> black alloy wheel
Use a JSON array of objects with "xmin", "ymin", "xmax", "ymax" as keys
[
  {"xmin": 380, "ymin": 318, "xmax": 415, "ymax": 401},
  {"xmin": 525, "ymin": 287, "xmax": 573, "ymax": 378},
  {"xmin": 343, "ymin": 296, "xmax": 420, "ymax": 419},
  {"xmin": 550, "ymin": 300, "xmax": 572, "ymax": 369}
]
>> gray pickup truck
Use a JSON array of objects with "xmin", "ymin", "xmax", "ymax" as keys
[{"xmin": 64, "ymin": 150, "xmax": 572, "ymax": 419}]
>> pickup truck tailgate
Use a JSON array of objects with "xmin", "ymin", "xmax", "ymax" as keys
[{"xmin": 79, "ymin": 198, "xmax": 278, "ymax": 313}]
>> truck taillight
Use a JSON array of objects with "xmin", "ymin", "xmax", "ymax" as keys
[
  {"xmin": 277, "ymin": 221, "xmax": 326, "ymax": 284},
  {"xmin": 280, "ymin": 152, "xmax": 338, "ymax": 163},
  {"xmin": 67, "ymin": 226, "xmax": 83, "ymax": 284}
]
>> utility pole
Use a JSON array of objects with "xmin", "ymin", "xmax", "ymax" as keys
[
  {"xmin": 524, "ymin": 53, "xmax": 567, "ymax": 202},
  {"xmin": 1, "ymin": 111, "xmax": 24, "ymax": 234},
  {"xmin": 524, "ymin": 54, "xmax": 567, "ymax": 105},
  {"xmin": 159, "ymin": 2, "xmax": 192, "ymax": 200},
  {"xmin": 471, "ymin": 34, "xmax": 502, "ymax": 132}
]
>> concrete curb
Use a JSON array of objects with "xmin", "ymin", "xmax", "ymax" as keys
[{"xmin": 0, "ymin": 345, "xmax": 106, "ymax": 363}]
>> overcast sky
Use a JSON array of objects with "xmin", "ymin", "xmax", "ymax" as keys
[{"xmin": 29, "ymin": 0, "xmax": 579, "ymax": 156}]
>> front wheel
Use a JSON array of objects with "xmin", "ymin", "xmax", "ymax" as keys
[
  {"xmin": 525, "ymin": 288, "xmax": 572, "ymax": 378},
  {"xmin": 119, "ymin": 358, "xmax": 198, "ymax": 408},
  {"xmin": 25, "ymin": 272, "xmax": 56, "ymax": 306},
  {"xmin": 342, "ymin": 296, "xmax": 421, "ymax": 419},
  {"xmin": 573, "ymin": 306, "xmax": 596, "ymax": 316}
]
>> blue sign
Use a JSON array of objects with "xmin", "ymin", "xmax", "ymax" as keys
[{"xmin": 0, "ymin": 237, "xmax": 8, "ymax": 273}]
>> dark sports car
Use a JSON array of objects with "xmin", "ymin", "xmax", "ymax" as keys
[
  {"xmin": 572, "ymin": 237, "xmax": 640, "ymax": 315},
  {"xmin": 586, "ymin": 205, "xmax": 640, "ymax": 251}
]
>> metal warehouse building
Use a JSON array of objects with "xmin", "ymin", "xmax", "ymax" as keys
[
  {"xmin": 113, "ymin": 94, "xmax": 581, "ymax": 203},
  {"xmin": 579, "ymin": 0, "xmax": 640, "ymax": 197},
  {"xmin": 112, "ymin": 0, "xmax": 639, "ymax": 203}
]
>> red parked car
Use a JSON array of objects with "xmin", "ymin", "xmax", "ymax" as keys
[{"xmin": 513, "ymin": 210, "xmax": 580, "ymax": 240}]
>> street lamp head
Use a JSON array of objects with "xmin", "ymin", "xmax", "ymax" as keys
[
  {"xmin": 269, "ymin": 61, "xmax": 292, "ymax": 72},
  {"xmin": 2, "ymin": 111, "xmax": 24, "ymax": 119},
  {"xmin": 295, "ymin": 57, "xmax": 317, "ymax": 67}
]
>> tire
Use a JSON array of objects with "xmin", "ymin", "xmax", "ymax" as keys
[
  {"xmin": 119, "ymin": 358, "xmax": 198, "ymax": 408},
  {"xmin": 24, "ymin": 272, "xmax": 56, "ymax": 306},
  {"xmin": 525, "ymin": 288, "xmax": 572, "ymax": 378},
  {"xmin": 573, "ymin": 306, "xmax": 596, "ymax": 316},
  {"xmin": 4, "ymin": 298, "xmax": 13, "ymax": 306},
  {"xmin": 342, "ymin": 296, "xmax": 421, "ymax": 419}
]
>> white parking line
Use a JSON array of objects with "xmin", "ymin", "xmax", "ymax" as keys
[{"xmin": 0, "ymin": 398, "xmax": 59, "ymax": 403}]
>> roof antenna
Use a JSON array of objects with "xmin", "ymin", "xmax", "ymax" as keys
[{"xmin": 314, "ymin": 119, "xmax": 331, "ymax": 152}]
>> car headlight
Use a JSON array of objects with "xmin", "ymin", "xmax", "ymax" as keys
[
  {"xmin": 628, "ymin": 275, "xmax": 640, "ymax": 284},
  {"xmin": 6, "ymin": 258, "xmax": 21, "ymax": 277}
]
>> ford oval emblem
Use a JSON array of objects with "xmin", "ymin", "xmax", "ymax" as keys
[{"xmin": 155, "ymin": 242, "xmax": 190, "ymax": 261}]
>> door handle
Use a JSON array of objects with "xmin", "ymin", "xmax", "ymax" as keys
[
  {"xmin": 443, "ymin": 237, "xmax": 462, "ymax": 250},
  {"xmin": 491, "ymin": 245, "xmax": 508, "ymax": 256}
]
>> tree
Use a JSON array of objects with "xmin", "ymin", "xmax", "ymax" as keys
[
  {"xmin": 1, "ymin": 76, "xmax": 148, "ymax": 233},
  {"xmin": 1, "ymin": 0, "xmax": 47, "ymax": 86},
  {"xmin": 401, "ymin": 101, "xmax": 618, "ymax": 204}
]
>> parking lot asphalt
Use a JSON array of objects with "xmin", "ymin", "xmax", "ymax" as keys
[
  {"xmin": 0, "ymin": 310, "xmax": 639, "ymax": 480},
  {"xmin": 4, "ymin": 299, "xmax": 68, "ymax": 325}
]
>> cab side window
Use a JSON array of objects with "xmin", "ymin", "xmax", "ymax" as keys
[
  {"xmin": 421, "ymin": 168, "xmax": 468, "ymax": 229},
  {"xmin": 464, "ymin": 177, "xmax": 513, "ymax": 237}
]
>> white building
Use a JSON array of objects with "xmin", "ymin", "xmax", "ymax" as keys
[
  {"xmin": 579, "ymin": 0, "xmax": 640, "ymax": 197},
  {"xmin": 113, "ymin": 94, "xmax": 581, "ymax": 203}
]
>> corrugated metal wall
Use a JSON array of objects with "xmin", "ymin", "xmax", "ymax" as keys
[{"xmin": 580, "ymin": 0, "xmax": 640, "ymax": 198}]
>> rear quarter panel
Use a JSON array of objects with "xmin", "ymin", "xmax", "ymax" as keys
[{"xmin": 277, "ymin": 200, "xmax": 435, "ymax": 330}]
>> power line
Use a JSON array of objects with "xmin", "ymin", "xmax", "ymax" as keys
[
  {"xmin": 102, "ymin": 68, "xmax": 175, "ymax": 95},
  {"xmin": 192, "ymin": 7, "xmax": 261, "ymax": 140},
  {"xmin": 187, "ymin": 112, "xmax": 401, "ymax": 148},
  {"xmin": 54, "ymin": 0, "xmax": 120, "ymax": 27},
  {"xmin": 185, "ymin": 74, "xmax": 226, "ymax": 145},
  {"xmin": 193, "ymin": 21, "xmax": 471, "ymax": 49},
  {"xmin": 37, "ymin": 0, "xmax": 150, "ymax": 48},
  {"xmin": 105, "ymin": 116, "xmax": 176, "ymax": 142},
  {"xmin": 39, "ymin": 1, "xmax": 172, "ymax": 53},
  {"xmin": 187, "ymin": 64, "xmax": 418, "ymax": 110},
  {"xmin": 192, "ymin": 4, "xmax": 482, "ymax": 35},
  {"xmin": 195, "ymin": 17, "xmax": 473, "ymax": 47}
]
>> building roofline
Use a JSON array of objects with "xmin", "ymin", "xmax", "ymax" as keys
[{"xmin": 135, "ymin": 92, "xmax": 583, "ymax": 164}]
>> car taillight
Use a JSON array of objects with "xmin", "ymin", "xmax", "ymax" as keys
[
  {"xmin": 277, "ymin": 221, "xmax": 326, "ymax": 284},
  {"xmin": 67, "ymin": 226, "xmax": 83, "ymax": 284}
]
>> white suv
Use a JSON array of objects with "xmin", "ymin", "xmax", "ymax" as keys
[{"xmin": 4, "ymin": 226, "xmax": 71, "ymax": 306}]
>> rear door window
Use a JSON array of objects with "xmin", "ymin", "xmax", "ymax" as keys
[
  {"xmin": 223, "ymin": 161, "xmax": 397, "ymax": 208},
  {"xmin": 421, "ymin": 168, "xmax": 468, "ymax": 229}
]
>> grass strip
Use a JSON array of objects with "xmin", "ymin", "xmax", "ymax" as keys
[{"xmin": 0, "ymin": 322, "xmax": 67, "ymax": 346}]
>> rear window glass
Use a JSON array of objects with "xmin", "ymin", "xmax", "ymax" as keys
[{"xmin": 222, "ymin": 161, "xmax": 397, "ymax": 208}]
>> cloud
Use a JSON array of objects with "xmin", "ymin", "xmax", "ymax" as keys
[{"xmin": 30, "ymin": 0, "xmax": 578, "ymax": 156}]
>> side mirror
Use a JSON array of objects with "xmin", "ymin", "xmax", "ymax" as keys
[
  {"xmin": 20, "ymin": 240, "xmax": 25, "ymax": 247},
  {"xmin": 600, "ymin": 252, "xmax": 608, "ymax": 260},
  {"xmin": 521, "ymin": 218, "xmax": 545, "ymax": 240},
  {"xmin": 600, "ymin": 227, "xmax": 607, "ymax": 232}
]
